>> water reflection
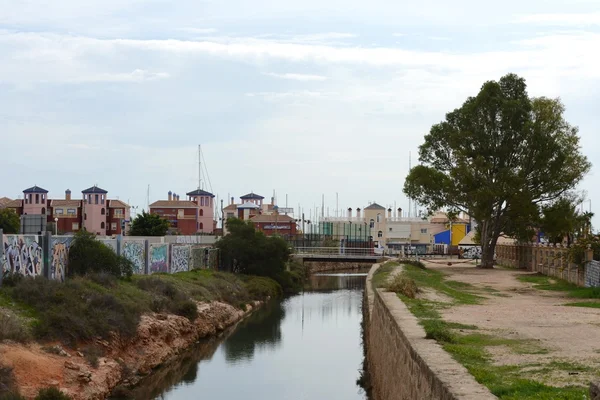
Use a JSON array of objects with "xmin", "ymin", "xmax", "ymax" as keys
[{"xmin": 132, "ymin": 273, "xmax": 368, "ymax": 400}]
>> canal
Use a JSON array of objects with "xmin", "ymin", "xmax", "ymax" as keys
[{"xmin": 129, "ymin": 272, "xmax": 369, "ymax": 400}]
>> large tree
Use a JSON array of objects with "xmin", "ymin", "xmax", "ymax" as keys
[
  {"xmin": 128, "ymin": 211, "xmax": 170, "ymax": 236},
  {"xmin": 0, "ymin": 208, "xmax": 20, "ymax": 234},
  {"xmin": 539, "ymin": 193, "xmax": 593, "ymax": 246},
  {"xmin": 404, "ymin": 74, "xmax": 590, "ymax": 268}
]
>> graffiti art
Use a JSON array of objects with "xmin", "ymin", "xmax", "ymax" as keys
[
  {"xmin": 171, "ymin": 245, "xmax": 190, "ymax": 273},
  {"xmin": 149, "ymin": 244, "xmax": 169, "ymax": 274},
  {"xmin": 122, "ymin": 241, "xmax": 145, "ymax": 274},
  {"xmin": 50, "ymin": 236, "xmax": 73, "ymax": 282},
  {"xmin": 2, "ymin": 235, "xmax": 42, "ymax": 277}
]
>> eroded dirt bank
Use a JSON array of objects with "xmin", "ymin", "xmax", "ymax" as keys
[{"xmin": 0, "ymin": 300, "xmax": 259, "ymax": 399}]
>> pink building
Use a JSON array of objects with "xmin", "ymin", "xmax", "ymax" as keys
[{"xmin": 22, "ymin": 185, "xmax": 49, "ymax": 216}]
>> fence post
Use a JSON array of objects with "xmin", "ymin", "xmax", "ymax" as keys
[
  {"xmin": 0, "ymin": 229, "xmax": 3, "ymax": 286},
  {"xmin": 144, "ymin": 240, "xmax": 150, "ymax": 275},
  {"xmin": 585, "ymin": 245, "xmax": 594, "ymax": 286},
  {"xmin": 116, "ymin": 234, "xmax": 122, "ymax": 257},
  {"xmin": 43, "ymin": 231, "xmax": 52, "ymax": 279}
]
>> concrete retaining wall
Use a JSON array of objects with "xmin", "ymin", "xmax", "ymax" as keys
[
  {"xmin": 364, "ymin": 264, "xmax": 496, "ymax": 400},
  {"xmin": 303, "ymin": 261, "xmax": 373, "ymax": 273}
]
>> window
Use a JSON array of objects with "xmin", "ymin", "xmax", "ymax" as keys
[
  {"xmin": 114, "ymin": 209, "xmax": 123, "ymax": 217},
  {"xmin": 101, "ymin": 222, "xmax": 105, "ymax": 229},
  {"xmin": 389, "ymin": 227, "xmax": 392, "ymax": 232},
  {"xmin": 55, "ymin": 208, "xmax": 64, "ymax": 215},
  {"xmin": 200, "ymin": 222, "xmax": 204, "ymax": 230},
  {"xmin": 201, "ymin": 197, "xmax": 204, "ymax": 206},
  {"xmin": 67, "ymin": 209, "xmax": 76, "ymax": 216},
  {"xmin": 227, "ymin": 212, "xmax": 234, "ymax": 218},
  {"xmin": 84, "ymin": 213, "xmax": 87, "ymax": 220},
  {"xmin": 35, "ymin": 194, "xmax": 39, "ymax": 204},
  {"xmin": 378, "ymin": 231, "xmax": 383, "ymax": 238},
  {"xmin": 200, "ymin": 209, "xmax": 204, "ymax": 217},
  {"xmin": 421, "ymin": 228, "xmax": 428, "ymax": 234},
  {"xmin": 376, "ymin": 213, "xmax": 381, "ymax": 223},
  {"xmin": 111, "ymin": 223, "xmax": 117, "ymax": 231},
  {"xmin": 101, "ymin": 195, "xmax": 105, "ymax": 205},
  {"xmin": 101, "ymin": 208, "xmax": 105, "ymax": 215},
  {"xmin": 72, "ymin": 222, "xmax": 79, "ymax": 230},
  {"xmin": 41, "ymin": 207, "xmax": 46, "ymax": 214},
  {"xmin": 95, "ymin": 194, "xmax": 99, "ymax": 205},
  {"xmin": 369, "ymin": 219, "xmax": 375, "ymax": 228}
]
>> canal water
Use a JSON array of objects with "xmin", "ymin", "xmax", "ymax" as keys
[{"xmin": 130, "ymin": 272, "xmax": 368, "ymax": 400}]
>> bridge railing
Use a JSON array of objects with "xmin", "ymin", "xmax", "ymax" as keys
[{"xmin": 294, "ymin": 247, "xmax": 383, "ymax": 256}]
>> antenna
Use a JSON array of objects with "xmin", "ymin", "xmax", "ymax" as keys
[
  {"xmin": 198, "ymin": 145, "xmax": 202, "ymax": 190},
  {"xmin": 322, "ymin": 194, "xmax": 324, "ymax": 219},
  {"xmin": 146, "ymin": 184, "xmax": 150, "ymax": 211},
  {"xmin": 409, "ymin": 151, "xmax": 412, "ymax": 218}
]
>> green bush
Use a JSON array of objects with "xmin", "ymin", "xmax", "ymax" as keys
[
  {"xmin": 67, "ymin": 231, "xmax": 132, "ymax": 278},
  {"xmin": 172, "ymin": 300, "xmax": 198, "ymax": 321},
  {"xmin": 0, "ymin": 273, "xmax": 23, "ymax": 288},
  {"xmin": 0, "ymin": 366, "xmax": 18, "ymax": 398},
  {"xmin": 0, "ymin": 312, "xmax": 31, "ymax": 342},
  {"xmin": 397, "ymin": 259, "xmax": 426, "ymax": 269},
  {"xmin": 34, "ymin": 387, "xmax": 71, "ymax": 400},
  {"xmin": 386, "ymin": 275, "xmax": 419, "ymax": 298}
]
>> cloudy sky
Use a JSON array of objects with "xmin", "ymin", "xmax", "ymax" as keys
[{"xmin": 2, "ymin": 0, "xmax": 599, "ymax": 224}]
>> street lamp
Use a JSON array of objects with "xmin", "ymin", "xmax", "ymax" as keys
[{"xmin": 53, "ymin": 217, "xmax": 58, "ymax": 235}]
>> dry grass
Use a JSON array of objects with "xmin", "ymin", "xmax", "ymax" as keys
[
  {"xmin": 0, "ymin": 311, "xmax": 31, "ymax": 343},
  {"xmin": 386, "ymin": 275, "xmax": 419, "ymax": 298}
]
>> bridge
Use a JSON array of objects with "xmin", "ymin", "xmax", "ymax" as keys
[{"xmin": 293, "ymin": 247, "xmax": 385, "ymax": 263}]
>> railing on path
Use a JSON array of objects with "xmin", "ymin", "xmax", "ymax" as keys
[{"xmin": 294, "ymin": 247, "xmax": 384, "ymax": 259}]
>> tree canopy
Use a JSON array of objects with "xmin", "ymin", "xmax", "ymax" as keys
[
  {"xmin": 68, "ymin": 230, "xmax": 133, "ymax": 278},
  {"xmin": 404, "ymin": 73, "xmax": 590, "ymax": 268},
  {"xmin": 0, "ymin": 208, "xmax": 20, "ymax": 234},
  {"xmin": 217, "ymin": 218, "xmax": 291, "ymax": 278},
  {"xmin": 128, "ymin": 211, "xmax": 170, "ymax": 236}
]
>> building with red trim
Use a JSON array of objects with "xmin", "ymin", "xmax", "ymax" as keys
[{"xmin": 149, "ymin": 189, "xmax": 215, "ymax": 235}]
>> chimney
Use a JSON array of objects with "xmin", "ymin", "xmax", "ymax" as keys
[
  {"xmin": 388, "ymin": 208, "xmax": 392, "ymax": 219},
  {"xmin": 231, "ymin": 196, "xmax": 234, "ymax": 205},
  {"xmin": 356, "ymin": 208, "xmax": 361, "ymax": 219},
  {"xmin": 168, "ymin": 191, "xmax": 172, "ymax": 201},
  {"xmin": 398, "ymin": 208, "xmax": 403, "ymax": 220},
  {"xmin": 347, "ymin": 207, "xmax": 352, "ymax": 219},
  {"xmin": 65, "ymin": 189, "xmax": 71, "ymax": 200},
  {"xmin": 176, "ymin": 194, "xmax": 180, "ymax": 201}
]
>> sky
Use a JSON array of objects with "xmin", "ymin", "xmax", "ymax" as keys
[{"xmin": 2, "ymin": 0, "xmax": 600, "ymax": 224}]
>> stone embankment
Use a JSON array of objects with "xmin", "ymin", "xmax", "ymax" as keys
[
  {"xmin": 0, "ymin": 300, "xmax": 259, "ymax": 399},
  {"xmin": 363, "ymin": 264, "xmax": 495, "ymax": 400}
]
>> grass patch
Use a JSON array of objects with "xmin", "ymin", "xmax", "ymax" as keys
[
  {"xmin": 564, "ymin": 301, "xmax": 600, "ymax": 308},
  {"xmin": 386, "ymin": 275, "xmax": 418, "ymax": 298},
  {"xmin": 401, "ymin": 264, "xmax": 483, "ymax": 305},
  {"xmin": 0, "ymin": 269, "xmax": 282, "ymax": 345},
  {"xmin": 371, "ymin": 261, "xmax": 399, "ymax": 289},
  {"xmin": 519, "ymin": 273, "xmax": 600, "ymax": 300},
  {"xmin": 0, "ymin": 311, "xmax": 31, "ymax": 343}
]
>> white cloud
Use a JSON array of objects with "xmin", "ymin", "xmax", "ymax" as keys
[
  {"xmin": 515, "ymin": 12, "xmax": 600, "ymax": 25},
  {"xmin": 264, "ymin": 72, "xmax": 328, "ymax": 81},
  {"xmin": 69, "ymin": 69, "xmax": 170, "ymax": 83},
  {"xmin": 178, "ymin": 28, "xmax": 218, "ymax": 34}
]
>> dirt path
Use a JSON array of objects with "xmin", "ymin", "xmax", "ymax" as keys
[{"xmin": 423, "ymin": 260, "xmax": 600, "ymax": 386}]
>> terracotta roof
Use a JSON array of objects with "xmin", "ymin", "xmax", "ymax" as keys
[
  {"xmin": 23, "ymin": 185, "xmax": 48, "ymax": 194},
  {"xmin": 149, "ymin": 200, "xmax": 198, "ymax": 208},
  {"xmin": 186, "ymin": 189, "xmax": 215, "ymax": 197},
  {"xmin": 223, "ymin": 204, "xmax": 237, "ymax": 211},
  {"xmin": 82, "ymin": 185, "xmax": 108, "ymax": 194},
  {"xmin": 0, "ymin": 197, "xmax": 12, "ymax": 207},
  {"xmin": 108, "ymin": 199, "xmax": 129, "ymax": 208},
  {"xmin": 240, "ymin": 192, "xmax": 264, "ymax": 200},
  {"xmin": 4, "ymin": 199, "xmax": 23, "ymax": 208},
  {"xmin": 250, "ymin": 214, "xmax": 295, "ymax": 223},
  {"xmin": 365, "ymin": 202, "xmax": 385, "ymax": 210},
  {"xmin": 51, "ymin": 200, "xmax": 82, "ymax": 207}
]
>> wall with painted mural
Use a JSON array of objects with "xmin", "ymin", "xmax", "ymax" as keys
[
  {"xmin": 171, "ymin": 245, "xmax": 190, "ymax": 273},
  {"xmin": 122, "ymin": 240, "xmax": 146, "ymax": 275},
  {"xmin": 149, "ymin": 243, "xmax": 169, "ymax": 274},
  {"xmin": 50, "ymin": 236, "xmax": 73, "ymax": 282},
  {"xmin": 2, "ymin": 235, "xmax": 43, "ymax": 277},
  {"xmin": 98, "ymin": 238, "xmax": 117, "ymax": 254}
]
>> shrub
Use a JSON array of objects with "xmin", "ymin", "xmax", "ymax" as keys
[
  {"xmin": 172, "ymin": 300, "xmax": 198, "ymax": 321},
  {"xmin": 68, "ymin": 231, "xmax": 131, "ymax": 278},
  {"xmin": 397, "ymin": 259, "xmax": 426, "ymax": 269},
  {"xmin": 0, "ymin": 393, "xmax": 26, "ymax": 400},
  {"xmin": 0, "ymin": 366, "xmax": 17, "ymax": 398},
  {"xmin": 386, "ymin": 275, "xmax": 419, "ymax": 298},
  {"xmin": 422, "ymin": 320, "xmax": 456, "ymax": 343},
  {"xmin": 34, "ymin": 387, "xmax": 71, "ymax": 400},
  {"xmin": 1, "ymin": 273, "xmax": 23, "ymax": 288},
  {"xmin": 0, "ymin": 312, "xmax": 31, "ymax": 343},
  {"xmin": 82, "ymin": 346, "xmax": 103, "ymax": 369},
  {"xmin": 87, "ymin": 273, "xmax": 117, "ymax": 288},
  {"xmin": 244, "ymin": 277, "xmax": 282, "ymax": 299}
]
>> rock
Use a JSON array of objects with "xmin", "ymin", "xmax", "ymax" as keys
[
  {"xmin": 48, "ymin": 380, "xmax": 59, "ymax": 386},
  {"xmin": 76, "ymin": 351, "xmax": 84, "ymax": 357},
  {"xmin": 77, "ymin": 371, "xmax": 92, "ymax": 383},
  {"xmin": 64, "ymin": 361, "xmax": 80, "ymax": 371}
]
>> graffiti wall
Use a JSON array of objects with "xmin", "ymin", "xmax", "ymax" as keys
[
  {"xmin": 50, "ymin": 236, "xmax": 73, "ymax": 282},
  {"xmin": 122, "ymin": 240, "xmax": 146, "ymax": 275},
  {"xmin": 171, "ymin": 245, "xmax": 191, "ymax": 273},
  {"xmin": 149, "ymin": 243, "xmax": 169, "ymax": 274},
  {"xmin": 459, "ymin": 246, "xmax": 482, "ymax": 259},
  {"xmin": 2, "ymin": 235, "xmax": 42, "ymax": 277},
  {"xmin": 98, "ymin": 238, "xmax": 117, "ymax": 254}
]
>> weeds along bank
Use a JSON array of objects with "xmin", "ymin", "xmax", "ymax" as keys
[{"xmin": 0, "ymin": 269, "xmax": 284, "ymax": 400}]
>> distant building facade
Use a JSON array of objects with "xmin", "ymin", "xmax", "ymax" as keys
[
  {"xmin": 149, "ymin": 189, "xmax": 215, "ymax": 235},
  {"xmin": 3, "ymin": 185, "xmax": 130, "ymax": 235},
  {"xmin": 222, "ymin": 192, "xmax": 296, "ymax": 236}
]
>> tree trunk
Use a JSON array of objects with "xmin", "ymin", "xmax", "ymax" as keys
[{"xmin": 479, "ymin": 220, "xmax": 496, "ymax": 269}]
